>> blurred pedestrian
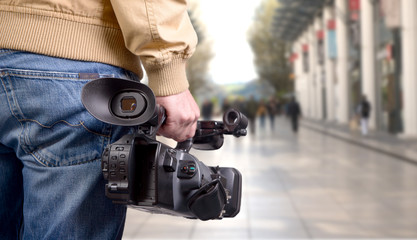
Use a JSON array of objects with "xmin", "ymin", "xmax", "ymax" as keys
[
  {"xmin": 222, "ymin": 98, "xmax": 231, "ymax": 113},
  {"xmin": 245, "ymin": 96, "xmax": 258, "ymax": 134},
  {"xmin": 266, "ymin": 96, "xmax": 278, "ymax": 130},
  {"xmin": 287, "ymin": 96, "xmax": 302, "ymax": 133},
  {"xmin": 357, "ymin": 95, "xmax": 371, "ymax": 135},
  {"xmin": 257, "ymin": 99, "xmax": 268, "ymax": 129},
  {"xmin": 202, "ymin": 99, "xmax": 214, "ymax": 120}
]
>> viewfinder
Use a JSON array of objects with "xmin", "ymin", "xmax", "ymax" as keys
[
  {"xmin": 121, "ymin": 97, "xmax": 137, "ymax": 112},
  {"xmin": 111, "ymin": 92, "xmax": 147, "ymax": 119}
]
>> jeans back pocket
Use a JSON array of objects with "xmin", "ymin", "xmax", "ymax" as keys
[{"xmin": 2, "ymin": 70, "xmax": 112, "ymax": 167}]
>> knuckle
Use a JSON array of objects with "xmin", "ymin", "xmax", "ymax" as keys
[{"xmin": 195, "ymin": 112, "xmax": 201, "ymax": 120}]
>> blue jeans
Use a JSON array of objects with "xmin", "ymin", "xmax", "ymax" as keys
[{"xmin": 0, "ymin": 49, "xmax": 139, "ymax": 239}]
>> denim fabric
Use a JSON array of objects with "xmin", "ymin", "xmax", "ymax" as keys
[{"xmin": 0, "ymin": 49, "xmax": 139, "ymax": 240}]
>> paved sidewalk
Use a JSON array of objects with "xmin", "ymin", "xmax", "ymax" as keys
[
  {"xmin": 122, "ymin": 117, "xmax": 417, "ymax": 239},
  {"xmin": 301, "ymin": 118, "xmax": 417, "ymax": 165}
]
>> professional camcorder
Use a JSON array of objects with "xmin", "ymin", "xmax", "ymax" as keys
[{"xmin": 81, "ymin": 78, "xmax": 247, "ymax": 220}]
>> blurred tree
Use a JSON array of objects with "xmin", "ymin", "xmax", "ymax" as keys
[
  {"xmin": 187, "ymin": 2, "xmax": 214, "ymax": 96},
  {"xmin": 247, "ymin": 0, "xmax": 293, "ymax": 96}
]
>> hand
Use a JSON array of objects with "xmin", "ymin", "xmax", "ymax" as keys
[{"xmin": 156, "ymin": 90, "xmax": 200, "ymax": 142}]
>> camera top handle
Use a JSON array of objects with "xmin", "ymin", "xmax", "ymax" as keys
[{"xmin": 177, "ymin": 108, "xmax": 248, "ymax": 152}]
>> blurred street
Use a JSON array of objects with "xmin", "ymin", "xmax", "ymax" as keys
[{"xmin": 122, "ymin": 116, "xmax": 417, "ymax": 239}]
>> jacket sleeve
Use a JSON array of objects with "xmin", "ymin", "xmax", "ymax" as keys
[{"xmin": 110, "ymin": 0, "xmax": 198, "ymax": 96}]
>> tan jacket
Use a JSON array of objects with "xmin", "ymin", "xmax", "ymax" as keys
[{"xmin": 0, "ymin": 0, "xmax": 197, "ymax": 96}]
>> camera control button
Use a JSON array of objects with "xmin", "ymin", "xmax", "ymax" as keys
[
  {"xmin": 110, "ymin": 184, "xmax": 118, "ymax": 191},
  {"xmin": 181, "ymin": 165, "xmax": 189, "ymax": 172},
  {"xmin": 163, "ymin": 152, "xmax": 177, "ymax": 172},
  {"xmin": 178, "ymin": 161, "xmax": 197, "ymax": 178},
  {"xmin": 182, "ymin": 164, "xmax": 196, "ymax": 174},
  {"xmin": 188, "ymin": 165, "xmax": 196, "ymax": 173},
  {"xmin": 102, "ymin": 162, "xmax": 108, "ymax": 171}
]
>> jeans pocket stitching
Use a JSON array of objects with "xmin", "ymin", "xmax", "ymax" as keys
[
  {"xmin": 19, "ymin": 118, "xmax": 111, "ymax": 138},
  {"xmin": 31, "ymin": 149, "xmax": 103, "ymax": 167},
  {"xmin": 18, "ymin": 119, "xmax": 110, "ymax": 167}
]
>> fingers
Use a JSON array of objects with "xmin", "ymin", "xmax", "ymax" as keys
[{"xmin": 156, "ymin": 90, "xmax": 200, "ymax": 142}]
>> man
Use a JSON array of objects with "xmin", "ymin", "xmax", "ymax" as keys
[
  {"xmin": 357, "ymin": 95, "xmax": 371, "ymax": 135},
  {"xmin": 0, "ymin": 1, "xmax": 199, "ymax": 239},
  {"xmin": 201, "ymin": 99, "xmax": 214, "ymax": 120},
  {"xmin": 245, "ymin": 96, "xmax": 258, "ymax": 135},
  {"xmin": 287, "ymin": 96, "xmax": 302, "ymax": 133},
  {"xmin": 266, "ymin": 96, "xmax": 278, "ymax": 130}
]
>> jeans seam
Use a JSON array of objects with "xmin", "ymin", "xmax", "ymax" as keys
[
  {"xmin": 18, "ymin": 119, "xmax": 111, "ymax": 138},
  {"xmin": 107, "ymin": 124, "xmax": 113, "ymax": 146},
  {"xmin": 1, "ymin": 75, "xmax": 48, "ymax": 167},
  {"xmin": 0, "ymin": 49, "xmax": 17, "ymax": 57},
  {"xmin": 2, "ymin": 70, "xmax": 120, "ymax": 82},
  {"xmin": 1, "ymin": 69, "xmax": 82, "ymax": 81},
  {"xmin": 30, "ymin": 151, "xmax": 102, "ymax": 167},
  {"xmin": 18, "ymin": 119, "xmax": 110, "ymax": 167}
]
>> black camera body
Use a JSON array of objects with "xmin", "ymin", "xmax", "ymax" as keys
[{"xmin": 82, "ymin": 78, "xmax": 247, "ymax": 220}]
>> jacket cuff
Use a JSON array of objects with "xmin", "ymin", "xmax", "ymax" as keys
[{"xmin": 143, "ymin": 57, "xmax": 190, "ymax": 96}]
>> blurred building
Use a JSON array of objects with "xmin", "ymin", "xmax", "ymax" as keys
[{"xmin": 274, "ymin": 0, "xmax": 417, "ymax": 137}]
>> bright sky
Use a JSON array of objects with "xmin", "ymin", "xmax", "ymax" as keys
[{"xmin": 198, "ymin": 0, "xmax": 262, "ymax": 85}]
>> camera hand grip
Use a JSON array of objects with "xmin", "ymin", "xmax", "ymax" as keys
[{"xmin": 175, "ymin": 139, "xmax": 193, "ymax": 153}]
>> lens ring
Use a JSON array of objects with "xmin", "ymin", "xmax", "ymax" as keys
[{"xmin": 226, "ymin": 110, "xmax": 239, "ymax": 125}]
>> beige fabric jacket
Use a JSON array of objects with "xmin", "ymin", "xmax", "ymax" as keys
[{"xmin": 0, "ymin": 0, "xmax": 197, "ymax": 96}]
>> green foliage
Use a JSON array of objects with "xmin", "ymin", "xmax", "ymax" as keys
[{"xmin": 247, "ymin": 0, "xmax": 293, "ymax": 95}]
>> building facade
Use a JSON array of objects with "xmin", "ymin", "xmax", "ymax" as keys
[{"xmin": 284, "ymin": 0, "xmax": 417, "ymax": 137}]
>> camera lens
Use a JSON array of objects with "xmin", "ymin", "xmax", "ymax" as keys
[
  {"xmin": 226, "ymin": 110, "xmax": 239, "ymax": 125},
  {"xmin": 223, "ymin": 109, "xmax": 248, "ymax": 135}
]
